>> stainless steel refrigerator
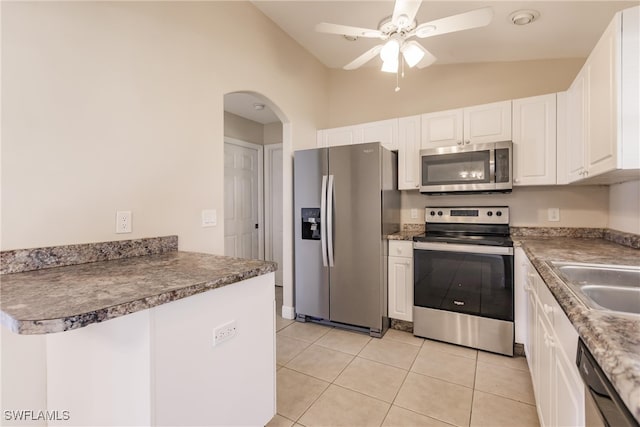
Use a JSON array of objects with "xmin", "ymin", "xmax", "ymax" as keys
[{"xmin": 294, "ymin": 142, "xmax": 400, "ymax": 337}]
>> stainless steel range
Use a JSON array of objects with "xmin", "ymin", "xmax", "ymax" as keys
[{"xmin": 413, "ymin": 206, "xmax": 514, "ymax": 356}]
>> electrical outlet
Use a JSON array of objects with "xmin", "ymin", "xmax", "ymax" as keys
[
  {"xmin": 213, "ymin": 320, "xmax": 237, "ymax": 347},
  {"xmin": 410, "ymin": 208, "xmax": 418, "ymax": 219},
  {"xmin": 548, "ymin": 208, "xmax": 560, "ymax": 222},
  {"xmin": 116, "ymin": 211, "xmax": 132, "ymax": 233}
]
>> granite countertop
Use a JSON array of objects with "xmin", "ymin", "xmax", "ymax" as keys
[
  {"xmin": 1, "ymin": 251, "xmax": 277, "ymax": 335},
  {"xmin": 516, "ymin": 237, "xmax": 640, "ymax": 423},
  {"xmin": 387, "ymin": 230, "xmax": 423, "ymax": 241}
]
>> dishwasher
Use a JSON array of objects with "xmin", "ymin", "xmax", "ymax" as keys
[{"xmin": 576, "ymin": 339, "xmax": 639, "ymax": 427}]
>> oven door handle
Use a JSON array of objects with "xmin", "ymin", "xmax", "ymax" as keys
[{"xmin": 413, "ymin": 241, "xmax": 513, "ymax": 256}]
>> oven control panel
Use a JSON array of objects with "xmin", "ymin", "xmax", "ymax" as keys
[{"xmin": 425, "ymin": 206, "xmax": 509, "ymax": 224}]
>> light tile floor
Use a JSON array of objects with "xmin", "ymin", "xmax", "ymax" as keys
[{"xmin": 270, "ymin": 286, "xmax": 539, "ymax": 427}]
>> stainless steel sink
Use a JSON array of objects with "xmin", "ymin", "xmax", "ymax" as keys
[{"xmin": 549, "ymin": 262, "xmax": 640, "ymax": 315}]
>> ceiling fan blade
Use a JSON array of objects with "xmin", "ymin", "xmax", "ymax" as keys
[
  {"xmin": 315, "ymin": 22, "xmax": 383, "ymax": 38},
  {"xmin": 344, "ymin": 45, "xmax": 383, "ymax": 70},
  {"xmin": 414, "ymin": 7, "xmax": 493, "ymax": 38},
  {"xmin": 405, "ymin": 41, "xmax": 437, "ymax": 68},
  {"xmin": 392, "ymin": 0, "xmax": 422, "ymax": 29}
]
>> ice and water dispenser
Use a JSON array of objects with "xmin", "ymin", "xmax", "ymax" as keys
[{"xmin": 301, "ymin": 208, "xmax": 321, "ymax": 240}]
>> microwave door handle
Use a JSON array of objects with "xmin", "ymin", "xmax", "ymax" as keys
[
  {"xmin": 320, "ymin": 175, "xmax": 328, "ymax": 267},
  {"xmin": 489, "ymin": 148, "xmax": 496, "ymax": 183}
]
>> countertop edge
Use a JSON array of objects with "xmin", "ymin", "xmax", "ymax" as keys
[
  {"xmin": 2, "ymin": 254, "xmax": 277, "ymax": 335},
  {"xmin": 515, "ymin": 238, "xmax": 640, "ymax": 423}
]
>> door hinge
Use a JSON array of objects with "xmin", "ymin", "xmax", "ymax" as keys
[{"xmin": 255, "ymin": 224, "xmax": 259, "ymax": 229}]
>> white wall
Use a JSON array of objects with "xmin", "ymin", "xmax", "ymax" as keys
[
  {"xmin": 1, "ymin": 2, "xmax": 328, "ymax": 254},
  {"xmin": 609, "ymin": 180, "xmax": 640, "ymax": 233},
  {"xmin": 401, "ymin": 185, "xmax": 610, "ymax": 228}
]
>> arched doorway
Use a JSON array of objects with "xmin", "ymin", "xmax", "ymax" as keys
[{"xmin": 223, "ymin": 91, "xmax": 295, "ymax": 321}]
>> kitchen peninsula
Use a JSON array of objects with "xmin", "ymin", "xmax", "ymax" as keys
[{"xmin": 0, "ymin": 236, "xmax": 276, "ymax": 426}]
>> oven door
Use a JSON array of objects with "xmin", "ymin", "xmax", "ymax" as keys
[{"xmin": 413, "ymin": 242, "xmax": 514, "ymax": 321}]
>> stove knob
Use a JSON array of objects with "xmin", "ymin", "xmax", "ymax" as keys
[
  {"xmin": 430, "ymin": 211, "xmax": 436, "ymax": 217},
  {"xmin": 496, "ymin": 211, "xmax": 502, "ymax": 217},
  {"xmin": 437, "ymin": 211, "xmax": 443, "ymax": 216},
  {"xmin": 487, "ymin": 211, "xmax": 493, "ymax": 217}
]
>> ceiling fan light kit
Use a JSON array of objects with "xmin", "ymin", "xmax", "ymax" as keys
[{"xmin": 316, "ymin": 0, "xmax": 494, "ymax": 90}]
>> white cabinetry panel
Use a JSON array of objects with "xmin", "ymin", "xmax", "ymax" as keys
[
  {"xmin": 463, "ymin": 100, "xmax": 512, "ymax": 144},
  {"xmin": 388, "ymin": 241, "xmax": 413, "ymax": 322},
  {"xmin": 512, "ymin": 94, "xmax": 557, "ymax": 186},
  {"xmin": 421, "ymin": 109, "xmax": 463, "ymax": 147},
  {"xmin": 398, "ymin": 115, "xmax": 421, "ymax": 190}
]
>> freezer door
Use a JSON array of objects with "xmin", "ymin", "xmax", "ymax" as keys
[
  {"xmin": 294, "ymin": 148, "xmax": 330, "ymax": 319},
  {"xmin": 328, "ymin": 143, "xmax": 384, "ymax": 329}
]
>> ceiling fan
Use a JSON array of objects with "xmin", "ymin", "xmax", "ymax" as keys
[{"xmin": 316, "ymin": 0, "xmax": 493, "ymax": 77}]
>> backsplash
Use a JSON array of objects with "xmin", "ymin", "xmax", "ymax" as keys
[{"xmin": 0, "ymin": 236, "xmax": 178, "ymax": 275}]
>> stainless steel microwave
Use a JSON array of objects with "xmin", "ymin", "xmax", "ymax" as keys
[{"xmin": 419, "ymin": 141, "xmax": 513, "ymax": 194}]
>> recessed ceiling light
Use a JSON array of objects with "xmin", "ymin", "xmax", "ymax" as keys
[
  {"xmin": 253, "ymin": 103, "xmax": 265, "ymax": 111},
  {"xmin": 509, "ymin": 9, "xmax": 540, "ymax": 26}
]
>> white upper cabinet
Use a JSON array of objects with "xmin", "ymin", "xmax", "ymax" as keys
[
  {"xmin": 317, "ymin": 125, "xmax": 363, "ymax": 147},
  {"xmin": 362, "ymin": 118, "xmax": 399, "ymax": 151},
  {"xmin": 317, "ymin": 118, "xmax": 398, "ymax": 151},
  {"xmin": 512, "ymin": 94, "xmax": 557, "ymax": 186},
  {"xmin": 421, "ymin": 101, "xmax": 512, "ymax": 148},
  {"xmin": 463, "ymin": 100, "xmax": 512, "ymax": 144},
  {"xmin": 421, "ymin": 109, "xmax": 463, "ymax": 147},
  {"xmin": 397, "ymin": 115, "xmax": 422, "ymax": 190},
  {"xmin": 560, "ymin": 6, "xmax": 640, "ymax": 184}
]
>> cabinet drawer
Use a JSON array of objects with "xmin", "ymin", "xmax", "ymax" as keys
[{"xmin": 389, "ymin": 240, "xmax": 413, "ymax": 258}]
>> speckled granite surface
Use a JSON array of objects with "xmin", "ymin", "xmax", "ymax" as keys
[
  {"xmin": 516, "ymin": 237, "xmax": 640, "ymax": 423},
  {"xmin": 1, "ymin": 252, "xmax": 277, "ymax": 335},
  {"xmin": 387, "ymin": 224, "xmax": 424, "ymax": 241},
  {"xmin": 1, "ymin": 236, "xmax": 178, "ymax": 274}
]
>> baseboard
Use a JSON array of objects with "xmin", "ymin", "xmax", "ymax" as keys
[{"xmin": 281, "ymin": 305, "xmax": 295, "ymax": 320}]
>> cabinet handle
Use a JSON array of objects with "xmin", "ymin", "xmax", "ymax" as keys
[
  {"xmin": 514, "ymin": 178, "xmax": 520, "ymax": 183},
  {"xmin": 544, "ymin": 333, "xmax": 555, "ymax": 348},
  {"xmin": 457, "ymin": 141, "xmax": 463, "ymax": 146},
  {"xmin": 465, "ymin": 140, "xmax": 471, "ymax": 145},
  {"xmin": 543, "ymin": 303, "xmax": 554, "ymax": 315},
  {"xmin": 523, "ymin": 284, "xmax": 532, "ymax": 293}
]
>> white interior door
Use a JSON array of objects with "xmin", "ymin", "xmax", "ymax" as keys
[
  {"xmin": 224, "ymin": 139, "xmax": 263, "ymax": 259},
  {"xmin": 265, "ymin": 144, "xmax": 283, "ymax": 286}
]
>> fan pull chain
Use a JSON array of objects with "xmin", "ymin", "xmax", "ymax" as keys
[{"xmin": 395, "ymin": 52, "xmax": 401, "ymax": 92}]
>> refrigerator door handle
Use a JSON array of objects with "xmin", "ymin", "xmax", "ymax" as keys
[
  {"xmin": 320, "ymin": 175, "xmax": 328, "ymax": 267},
  {"xmin": 327, "ymin": 174, "xmax": 335, "ymax": 267}
]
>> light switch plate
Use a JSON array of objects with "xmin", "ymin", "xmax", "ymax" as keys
[
  {"xmin": 202, "ymin": 209, "xmax": 217, "ymax": 227},
  {"xmin": 548, "ymin": 208, "xmax": 560, "ymax": 222}
]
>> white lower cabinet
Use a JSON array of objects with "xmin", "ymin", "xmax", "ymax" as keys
[
  {"xmin": 388, "ymin": 240, "xmax": 413, "ymax": 321},
  {"xmin": 516, "ymin": 248, "xmax": 584, "ymax": 427}
]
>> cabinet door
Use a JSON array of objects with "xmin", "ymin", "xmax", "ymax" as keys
[
  {"xmin": 388, "ymin": 255, "xmax": 413, "ymax": 322},
  {"xmin": 554, "ymin": 346, "xmax": 585, "ymax": 427},
  {"xmin": 586, "ymin": 15, "xmax": 619, "ymax": 178},
  {"xmin": 398, "ymin": 115, "xmax": 421, "ymax": 190},
  {"xmin": 362, "ymin": 119, "xmax": 399, "ymax": 151},
  {"xmin": 512, "ymin": 94, "xmax": 557, "ymax": 186},
  {"xmin": 566, "ymin": 69, "xmax": 589, "ymax": 182},
  {"xmin": 322, "ymin": 126, "xmax": 364, "ymax": 147},
  {"xmin": 525, "ymin": 272, "xmax": 537, "ymax": 373},
  {"xmin": 535, "ymin": 311, "xmax": 555, "ymax": 427},
  {"xmin": 463, "ymin": 100, "xmax": 512, "ymax": 144},
  {"xmin": 421, "ymin": 109, "xmax": 463, "ymax": 148}
]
